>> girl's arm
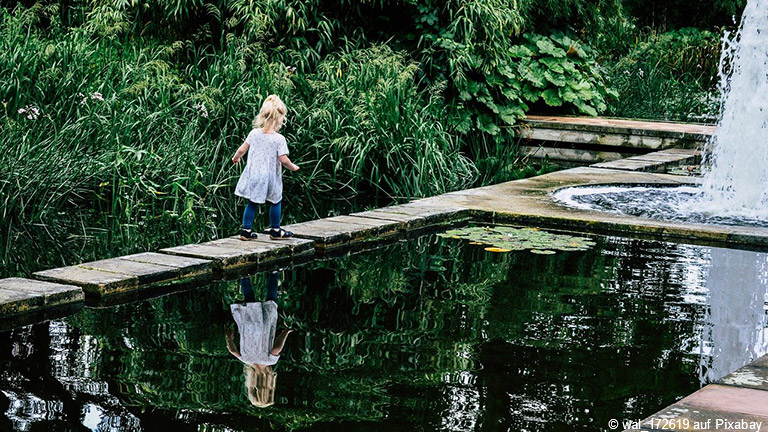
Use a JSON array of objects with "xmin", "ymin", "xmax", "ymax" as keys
[
  {"xmin": 278, "ymin": 154, "xmax": 300, "ymax": 171},
  {"xmin": 232, "ymin": 141, "xmax": 249, "ymax": 164},
  {"xmin": 225, "ymin": 328, "xmax": 241, "ymax": 358}
]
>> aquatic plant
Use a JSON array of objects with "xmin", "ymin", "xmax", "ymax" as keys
[{"xmin": 439, "ymin": 226, "xmax": 596, "ymax": 254}]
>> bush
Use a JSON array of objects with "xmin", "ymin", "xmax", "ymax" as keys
[{"xmin": 605, "ymin": 28, "xmax": 722, "ymax": 122}]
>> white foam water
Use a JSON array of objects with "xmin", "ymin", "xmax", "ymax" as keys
[{"xmin": 701, "ymin": 0, "xmax": 768, "ymax": 214}]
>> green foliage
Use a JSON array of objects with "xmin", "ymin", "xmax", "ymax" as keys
[
  {"xmin": 508, "ymin": 33, "xmax": 617, "ymax": 117},
  {"xmin": 0, "ymin": 0, "xmax": 729, "ymax": 277},
  {"xmin": 606, "ymin": 28, "xmax": 722, "ymax": 122},
  {"xmin": 411, "ymin": 0, "xmax": 619, "ymax": 135}
]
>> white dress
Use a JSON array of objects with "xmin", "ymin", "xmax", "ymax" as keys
[
  {"xmin": 235, "ymin": 129, "xmax": 289, "ymax": 204},
  {"xmin": 230, "ymin": 301, "xmax": 280, "ymax": 366}
]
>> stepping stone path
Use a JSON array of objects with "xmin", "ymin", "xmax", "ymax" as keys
[{"xmin": 34, "ymin": 252, "xmax": 211, "ymax": 297}]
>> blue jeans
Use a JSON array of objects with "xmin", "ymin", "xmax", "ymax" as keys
[
  {"xmin": 239, "ymin": 274, "xmax": 279, "ymax": 303},
  {"xmin": 242, "ymin": 200, "xmax": 281, "ymax": 230}
]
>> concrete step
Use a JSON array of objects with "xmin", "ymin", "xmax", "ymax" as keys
[{"xmin": 592, "ymin": 149, "xmax": 701, "ymax": 172}]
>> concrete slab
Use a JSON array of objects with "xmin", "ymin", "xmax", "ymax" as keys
[
  {"xmin": 34, "ymin": 266, "xmax": 139, "ymax": 296},
  {"xmin": 522, "ymin": 115, "xmax": 715, "ymax": 139},
  {"xmin": 628, "ymin": 403, "xmax": 768, "ymax": 431},
  {"xmin": 284, "ymin": 213, "xmax": 413, "ymax": 248},
  {"xmin": 120, "ymin": 252, "xmax": 212, "ymax": 272},
  {"xmin": 322, "ymin": 215, "xmax": 405, "ymax": 237},
  {"xmin": 281, "ymin": 219, "xmax": 354, "ymax": 248},
  {"xmin": 79, "ymin": 258, "xmax": 183, "ymax": 284},
  {"xmin": 160, "ymin": 236, "xmax": 312, "ymax": 271},
  {"xmin": 239, "ymin": 236, "xmax": 315, "ymax": 256},
  {"xmin": 677, "ymin": 384, "xmax": 768, "ymax": 416},
  {"xmin": 351, "ymin": 208, "xmax": 427, "ymax": 224},
  {"xmin": 592, "ymin": 159, "xmax": 658, "ymax": 171},
  {"xmin": 0, "ymin": 288, "xmax": 44, "ymax": 316},
  {"xmin": 0, "ymin": 278, "xmax": 83, "ymax": 307},
  {"xmin": 718, "ymin": 363, "xmax": 768, "ymax": 391},
  {"xmin": 591, "ymin": 149, "xmax": 701, "ymax": 172},
  {"xmin": 33, "ymin": 252, "xmax": 211, "ymax": 297},
  {"xmin": 521, "ymin": 145, "xmax": 630, "ymax": 163}
]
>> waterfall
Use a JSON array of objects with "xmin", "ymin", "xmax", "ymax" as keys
[{"xmin": 701, "ymin": 0, "xmax": 768, "ymax": 214}]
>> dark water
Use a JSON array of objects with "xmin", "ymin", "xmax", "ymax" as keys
[{"xmin": 2, "ymin": 232, "xmax": 768, "ymax": 432}]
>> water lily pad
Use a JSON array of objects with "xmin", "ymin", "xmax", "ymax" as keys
[
  {"xmin": 530, "ymin": 249, "xmax": 556, "ymax": 255},
  {"xmin": 484, "ymin": 247, "xmax": 512, "ymax": 253},
  {"xmin": 439, "ymin": 225, "xmax": 595, "ymax": 255}
]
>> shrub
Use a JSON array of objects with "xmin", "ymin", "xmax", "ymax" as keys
[{"xmin": 606, "ymin": 28, "xmax": 722, "ymax": 122}]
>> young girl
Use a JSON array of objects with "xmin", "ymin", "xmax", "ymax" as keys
[
  {"xmin": 232, "ymin": 94, "xmax": 299, "ymax": 240},
  {"xmin": 225, "ymin": 275, "xmax": 292, "ymax": 408}
]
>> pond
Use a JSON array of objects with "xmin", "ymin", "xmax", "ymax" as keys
[{"xmin": 1, "ymin": 230, "xmax": 767, "ymax": 431}]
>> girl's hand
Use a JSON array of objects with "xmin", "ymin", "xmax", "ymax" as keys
[
  {"xmin": 290, "ymin": 164, "xmax": 300, "ymax": 172},
  {"xmin": 232, "ymin": 155, "xmax": 241, "ymax": 164}
]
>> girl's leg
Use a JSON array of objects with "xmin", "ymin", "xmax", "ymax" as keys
[
  {"xmin": 268, "ymin": 201, "xmax": 282, "ymax": 229},
  {"xmin": 265, "ymin": 271, "xmax": 279, "ymax": 302},
  {"xmin": 242, "ymin": 200, "xmax": 259, "ymax": 230},
  {"xmin": 239, "ymin": 277, "xmax": 257, "ymax": 303}
]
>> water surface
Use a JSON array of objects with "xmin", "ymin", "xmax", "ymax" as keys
[{"xmin": 2, "ymin": 232, "xmax": 767, "ymax": 431}]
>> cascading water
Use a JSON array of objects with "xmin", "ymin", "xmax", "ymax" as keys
[
  {"xmin": 554, "ymin": 0, "xmax": 768, "ymax": 226},
  {"xmin": 700, "ymin": 0, "xmax": 768, "ymax": 215}
]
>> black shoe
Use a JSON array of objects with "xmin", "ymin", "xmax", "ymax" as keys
[
  {"xmin": 269, "ymin": 228, "xmax": 293, "ymax": 240},
  {"xmin": 239, "ymin": 229, "xmax": 258, "ymax": 241}
]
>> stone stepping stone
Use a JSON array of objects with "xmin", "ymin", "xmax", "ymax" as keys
[
  {"xmin": 34, "ymin": 252, "xmax": 211, "ymax": 297},
  {"xmin": 0, "ymin": 278, "xmax": 83, "ymax": 317},
  {"xmin": 160, "ymin": 236, "xmax": 313, "ymax": 271},
  {"xmin": 283, "ymin": 216, "xmax": 404, "ymax": 248}
]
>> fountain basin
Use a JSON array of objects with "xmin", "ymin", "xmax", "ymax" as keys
[{"xmin": 553, "ymin": 184, "xmax": 768, "ymax": 228}]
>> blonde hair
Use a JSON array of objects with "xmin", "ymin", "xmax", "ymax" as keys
[
  {"xmin": 245, "ymin": 364, "xmax": 276, "ymax": 408},
  {"xmin": 253, "ymin": 94, "xmax": 287, "ymax": 132}
]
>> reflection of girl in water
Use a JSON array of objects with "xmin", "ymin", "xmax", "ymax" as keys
[{"xmin": 225, "ymin": 273, "xmax": 292, "ymax": 408}]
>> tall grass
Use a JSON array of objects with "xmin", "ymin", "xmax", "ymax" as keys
[{"xmin": 0, "ymin": 9, "xmax": 479, "ymax": 277}]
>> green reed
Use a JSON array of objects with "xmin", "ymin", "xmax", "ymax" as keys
[{"xmin": 0, "ymin": 10, "xmax": 482, "ymax": 277}]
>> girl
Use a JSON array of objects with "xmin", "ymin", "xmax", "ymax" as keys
[
  {"xmin": 232, "ymin": 95, "xmax": 299, "ymax": 240},
  {"xmin": 226, "ymin": 275, "xmax": 292, "ymax": 408}
]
